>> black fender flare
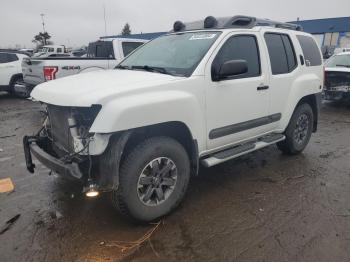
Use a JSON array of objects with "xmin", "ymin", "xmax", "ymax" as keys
[{"xmin": 9, "ymin": 73, "xmax": 23, "ymax": 86}]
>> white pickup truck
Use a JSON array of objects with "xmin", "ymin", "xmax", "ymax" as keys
[
  {"xmin": 20, "ymin": 38, "xmax": 147, "ymax": 96},
  {"xmin": 32, "ymin": 45, "xmax": 68, "ymax": 58},
  {"xmin": 24, "ymin": 16, "xmax": 323, "ymax": 222}
]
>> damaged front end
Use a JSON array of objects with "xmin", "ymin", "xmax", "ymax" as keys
[
  {"xmin": 324, "ymin": 71, "xmax": 350, "ymax": 101},
  {"xmin": 23, "ymin": 104, "xmax": 120, "ymax": 192}
]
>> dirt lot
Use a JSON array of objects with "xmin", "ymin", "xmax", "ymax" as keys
[{"xmin": 0, "ymin": 92, "xmax": 350, "ymax": 262}]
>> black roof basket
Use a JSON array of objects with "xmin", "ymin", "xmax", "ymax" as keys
[{"xmin": 172, "ymin": 15, "xmax": 303, "ymax": 32}]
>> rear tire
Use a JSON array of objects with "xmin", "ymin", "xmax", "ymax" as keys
[
  {"xmin": 10, "ymin": 76, "xmax": 30, "ymax": 98},
  {"xmin": 277, "ymin": 103, "xmax": 314, "ymax": 155},
  {"xmin": 111, "ymin": 136, "xmax": 190, "ymax": 223}
]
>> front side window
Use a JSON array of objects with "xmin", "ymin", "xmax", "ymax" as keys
[
  {"xmin": 212, "ymin": 35, "xmax": 261, "ymax": 79},
  {"xmin": 264, "ymin": 33, "xmax": 297, "ymax": 75},
  {"xmin": 297, "ymin": 35, "xmax": 322, "ymax": 66},
  {"xmin": 119, "ymin": 32, "xmax": 221, "ymax": 77},
  {"xmin": 122, "ymin": 42, "xmax": 144, "ymax": 57}
]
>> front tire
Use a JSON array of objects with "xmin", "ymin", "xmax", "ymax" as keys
[
  {"xmin": 277, "ymin": 103, "xmax": 314, "ymax": 155},
  {"xmin": 111, "ymin": 137, "xmax": 190, "ymax": 223}
]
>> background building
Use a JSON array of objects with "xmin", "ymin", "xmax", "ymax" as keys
[{"xmin": 291, "ymin": 17, "xmax": 350, "ymax": 48}]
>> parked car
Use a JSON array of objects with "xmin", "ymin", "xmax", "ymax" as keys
[
  {"xmin": 19, "ymin": 48, "xmax": 34, "ymax": 56},
  {"xmin": 20, "ymin": 38, "xmax": 147, "ymax": 96},
  {"xmin": 0, "ymin": 51, "xmax": 28, "ymax": 96},
  {"xmin": 23, "ymin": 15, "xmax": 323, "ymax": 222},
  {"xmin": 70, "ymin": 48, "xmax": 87, "ymax": 57},
  {"xmin": 333, "ymin": 47, "xmax": 350, "ymax": 55},
  {"xmin": 324, "ymin": 51, "xmax": 350, "ymax": 102},
  {"xmin": 33, "ymin": 45, "xmax": 67, "ymax": 58}
]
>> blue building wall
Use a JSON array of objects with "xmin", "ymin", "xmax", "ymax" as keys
[
  {"xmin": 290, "ymin": 17, "xmax": 350, "ymax": 47},
  {"xmin": 290, "ymin": 17, "xmax": 350, "ymax": 34}
]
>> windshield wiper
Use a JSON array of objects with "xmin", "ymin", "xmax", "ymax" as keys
[
  {"xmin": 336, "ymin": 64, "xmax": 350, "ymax": 68},
  {"xmin": 131, "ymin": 65, "xmax": 169, "ymax": 75},
  {"xmin": 115, "ymin": 65, "xmax": 130, "ymax": 70}
]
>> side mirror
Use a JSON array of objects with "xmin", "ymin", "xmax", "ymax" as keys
[{"xmin": 213, "ymin": 60, "xmax": 248, "ymax": 81}]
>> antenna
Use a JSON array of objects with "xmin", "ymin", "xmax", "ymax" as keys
[
  {"xmin": 103, "ymin": 4, "xmax": 107, "ymax": 36},
  {"xmin": 40, "ymin": 13, "xmax": 46, "ymax": 33}
]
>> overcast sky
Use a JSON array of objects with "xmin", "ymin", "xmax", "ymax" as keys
[{"xmin": 0, "ymin": 0, "xmax": 349, "ymax": 48}]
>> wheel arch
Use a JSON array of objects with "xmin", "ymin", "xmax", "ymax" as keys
[
  {"xmin": 97, "ymin": 121, "xmax": 199, "ymax": 192},
  {"xmin": 295, "ymin": 93, "xmax": 321, "ymax": 132},
  {"xmin": 9, "ymin": 73, "xmax": 23, "ymax": 86},
  {"xmin": 122, "ymin": 121, "xmax": 199, "ymax": 176}
]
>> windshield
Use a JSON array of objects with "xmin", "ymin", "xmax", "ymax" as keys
[
  {"xmin": 326, "ymin": 54, "xmax": 350, "ymax": 68},
  {"xmin": 118, "ymin": 31, "xmax": 221, "ymax": 77}
]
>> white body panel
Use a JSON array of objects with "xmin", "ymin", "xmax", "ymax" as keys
[
  {"xmin": 0, "ymin": 53, "xmax": 27, "ymax": 86},
  {"xmin": 204, "ymin": 31, "xmax": 270, "ymax": 151}
]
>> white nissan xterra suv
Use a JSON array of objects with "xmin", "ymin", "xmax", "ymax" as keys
[{"xmin": 24, "ymin": 16, "xmax": 323, "ymax": 222}]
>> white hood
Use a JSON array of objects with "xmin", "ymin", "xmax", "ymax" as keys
[
  {"xmin": 325, "ymin": 67, "xmax": 350, "ymax": 73},
  {"xmin": 31, "ymin": 69, "xmax": 182, "ymax": 107}
]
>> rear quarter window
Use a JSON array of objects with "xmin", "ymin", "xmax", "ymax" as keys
[{"xmin": 297, "ymin": 35, "xmax": 322, "ymax": 66}]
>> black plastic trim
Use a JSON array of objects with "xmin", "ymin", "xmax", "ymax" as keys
[
  {"xmin": 23, "ymin": 136, "xmax": 83, "ymax": 179},
  {"xmin": 209, "ymin": 113, "xmax": 282, "ymax": 139},
  {"xmin": 215, "ymin": 143, "xmax": 255, "ymax": 159}
]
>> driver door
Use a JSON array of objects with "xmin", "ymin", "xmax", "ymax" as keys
[{"xmin": 205, "ymin": 33, "xmax": 273, "ymax": 151}]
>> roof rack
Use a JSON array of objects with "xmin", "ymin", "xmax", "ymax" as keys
[{"xmin": 172, "ymin": 16, "xmax": 303, "ymax": 32}]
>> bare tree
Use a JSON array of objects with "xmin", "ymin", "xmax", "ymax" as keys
[
  {"xmin": 32, "ymin": 32, "xmax": 52, "ymax": 47},
  {"xmin": 121, "ymin": 23, "xmax": 131, "ymax": 35}
]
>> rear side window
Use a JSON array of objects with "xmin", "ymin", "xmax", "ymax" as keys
[
  {"xmin": 88, "ymin": 41, "xmax": 114, "ymax": 58},
  {"xmin": 296, "ymin": 35, "xmax": 322, "ymax": 66},
  {"xmin": 0, "ymin": 53, "xmax": 18, "ymax": 63},
  {"xmin": 0, "ymin": 53, "xmax": 7, "ymax": 63},
  {"xmin": 7, "ymin": 54, "xmax": 18, "ymax": 62},
  {"xmin": 264, "ymin": 33, "xmax": 297, "ymax": 75},
  {"xmin": 213, "ymin": 35, "xmax": 261, "ymax": 79},
  {"xmin": 122, "ymin": 42, "xmax": 144, "ymax": 57}
]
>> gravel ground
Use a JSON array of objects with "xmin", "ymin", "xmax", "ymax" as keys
[{"xmin": 0, "ymin": 92, "xmax": 350, "ymax": 262}]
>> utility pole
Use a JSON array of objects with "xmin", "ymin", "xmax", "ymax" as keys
[
  {"xmin": 40, "ymin": 13, "xmax": 47, "ymax": 45},
  {"xmin": 40, "ymin": 13, "xmax": 46, "ymax": 33},
  {"xmin": 103, "ymin": 4, "xmax": 107, "ymax": 36}
]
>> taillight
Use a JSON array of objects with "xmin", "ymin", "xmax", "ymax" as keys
[
  {"xmin": 323, "ymin": 66, "xmax": 325, "ymax": 89},
  {"xmin": 43, "ymin": 66, "xmax": 58, "ymax": 81}
]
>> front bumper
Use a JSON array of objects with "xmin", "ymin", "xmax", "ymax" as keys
[
  {"xmin": 23, "ymin": 136, "xmax": 83, "ymax": 180},
  {"xmin": 324, "ymin": 86, "xmax": 350, "ymax": 101}
]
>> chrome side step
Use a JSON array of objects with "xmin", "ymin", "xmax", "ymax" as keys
[{"xmin": 201, "ymin": 133, "xmax": 286, "ymax": 167}]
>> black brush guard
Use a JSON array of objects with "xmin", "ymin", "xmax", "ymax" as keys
[{"xmin": 23, "ymin": 135, "xmax": 83, "ymax": 180}]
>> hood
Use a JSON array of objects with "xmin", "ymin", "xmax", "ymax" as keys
[
  {"xmin": 325, "ymin": 67, "xmax": 350, "ymax": 73},
  {"xmin": 31, "ymin": 69, "xmax": 182, "ymax": 107}
]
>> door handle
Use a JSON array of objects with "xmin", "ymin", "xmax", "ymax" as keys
[{"xmin": 257, "ymin": 85, "xmax": 269, "ymax": 91}]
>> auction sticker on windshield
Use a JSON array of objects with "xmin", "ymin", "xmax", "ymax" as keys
[{"xmin": 189, "ymin": 33, "xmax": 217, "ymax": 40}]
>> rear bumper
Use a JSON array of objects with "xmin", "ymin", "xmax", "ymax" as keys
[{"xmin": 23, "ymin": 136, "xmax": 83, "ymax": 180}]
